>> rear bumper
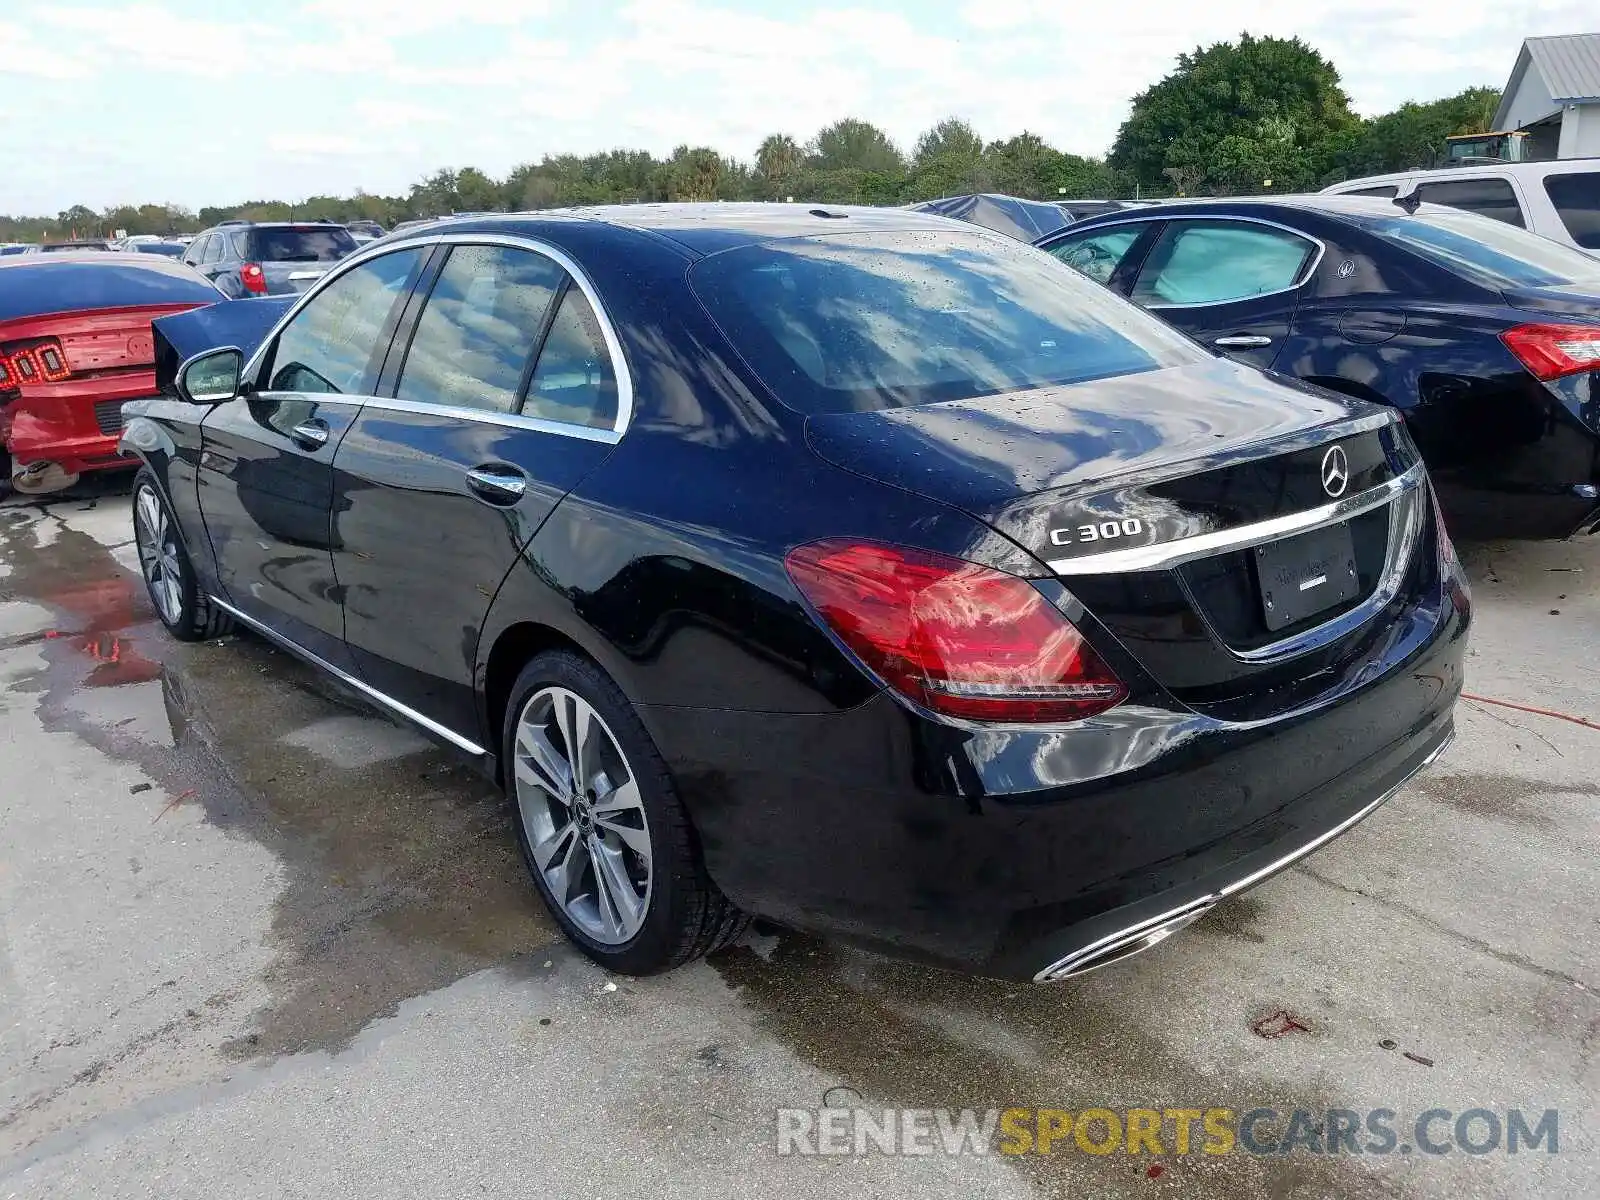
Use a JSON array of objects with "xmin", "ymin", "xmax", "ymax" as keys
[
  {"xmin": 2, "ymin": 384, "xmax": 149, "ymax": 476},
  {"xmin": 644, "ymin": 554, "xmax": 1469, "ymax": 980}
]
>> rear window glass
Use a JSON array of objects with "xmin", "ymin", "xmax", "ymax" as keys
[
  {"xmin": 1361, "ymin": 210, "xmax": 1600, "ymax": 288},
  {"xmin": 689, "ymin": 230, "xmax": 1202, "ymax": 415},
  {"xmin": 0, "ymin": 260, "xmax": 221, "ymax": 322},
  {"xmin": 248, "ymin": 226, "xmax": 357, "ymax": 263},
  {"xmin": 1544, "ymin": 172, "xmax": 1600, "ymax": 250}
]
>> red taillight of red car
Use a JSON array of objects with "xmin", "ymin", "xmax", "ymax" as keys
[
  {"xmin": 240, "ymin": 263, "xmax": 268, "ymax": 295},
  {"xmin": 1500, "ymin": 323, "xmax": 1600, "ymax": 382},
  {"xmin": 1, "ymin": 337, "xmax": 73, "ymax": 387},
  {"xmin": 785, "ymin": 539, "xmax": 1127, "ymax": 722}
]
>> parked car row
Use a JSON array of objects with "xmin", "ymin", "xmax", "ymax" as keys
[{"xmin": 1, "ymin": 181, "xmax": 1588, "ymax": 983}]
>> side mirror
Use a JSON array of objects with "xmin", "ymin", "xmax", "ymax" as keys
[{"xmin": 176, "ymin": 347, "xmax": 243, "ymax": 404}]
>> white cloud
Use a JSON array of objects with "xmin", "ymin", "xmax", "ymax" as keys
[{"xmin": 2, "ymin": 0, "xmax": 1590, "ymax": 213}]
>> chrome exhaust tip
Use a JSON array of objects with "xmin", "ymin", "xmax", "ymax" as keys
[{"xmin": 1034, "ymin": 902, "xmax": 1215, "ymax": 983}]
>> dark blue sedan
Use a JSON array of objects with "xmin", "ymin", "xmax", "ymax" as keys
[
  {"xmin": 119, "ymin": 205, "xmax": 1466, "ymax": 980},
  {"xmin": 1038, "ymin": 196, "xmax": 1600, "ymax": 538}
]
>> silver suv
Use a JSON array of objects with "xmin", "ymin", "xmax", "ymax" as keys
[{"xmin": 1322, "ymin": 160, "xmax": 1599, "ymax": 255}]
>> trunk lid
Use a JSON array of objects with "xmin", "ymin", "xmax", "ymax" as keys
[
  {"xmin": 260, "ymin": 260, "xmax": 333, "ymax": 294},
  {"xmin": 151, "ymin": 296, "xmax": 295, "ymax": 395},
  {"xmin": 1501, "ymin": 284, "xmax": 1600, "ymax": 320},
  {"xmin": 806, "ymin": 359, "xmax": 1433, "ymax": 719}
]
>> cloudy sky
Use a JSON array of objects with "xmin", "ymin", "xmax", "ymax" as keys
[{"xmin": 1, "ymin": 0, "xmax": 1591, "ymax": 214}]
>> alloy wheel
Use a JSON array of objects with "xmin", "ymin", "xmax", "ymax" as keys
[
  {"xmin": 512, "ymin": 686, "xmax": 653, "ymax": 945},
  {"xmin": 134, "ymin": 484, "xmax": 184, "ymax": 626}
]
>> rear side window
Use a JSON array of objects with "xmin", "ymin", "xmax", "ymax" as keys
[
  {"xmin": 1342, "ymin": 185, "xmax": 1398, "ymax": 198},
  {"xmin": 1047, "ymin": 226, "xmax": 1144, "ymax": 284},
  {"xmin": 249, "ymin": 226, "xmax": 358, "ymax": 263},
  {"xmin": 523, "ymin": 288, "xmax": 618, "ymax": 429},
  {"xmin": 1131, "ymin": 220, "xmax": 1316, "ymax": 306},
  {"xmin": 201, "ymin": 236, "xmax": 224, "ymax": 265},
  {"xmin": 1413, "ymin": 178, "xmax": 1525, "ymax": 228},
  {"xmin": 266, "ymin": 248, "xmax": 424, "ymax": 394},
  {"xmin": 689, "ymin": 230, "xmax": 1201, "ymax": 415},
  {"xmin": 1364, "ymin": 210, "xmax": 1600, "ymax": 288},
  {"xmin": 396, "ymin": 245, "xmax": 564, "ymax": 414},
  {"xmin": 1544, "ymin": 173, "xmax": 1600, "ymax": 250}
]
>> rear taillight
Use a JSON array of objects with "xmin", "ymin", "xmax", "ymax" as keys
[
  {"xmin": 1, "ymin": 337, "xmax": 72, "ymax": 387},
  {"xmin": 1500, "ymin": 323, "xmax": 1600, "ymax": 382},
  {"xmin": 240, "ymin": 263, "xmax": 268, "ymax": 295},
  {"xmin": 785, "ymin": 539, "xmax": 1127, "ymax": 722}
]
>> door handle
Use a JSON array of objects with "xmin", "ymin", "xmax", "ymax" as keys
[
  {"xmin": 465, "ymin": 465, "xmax": 528, "ymax": 504},
  {"xmin": 289, "ymin": 420, "xmax": 329, "ymax": 449},
  {"xmin": 1213, "ymin": 335, "xmax": 1274, "ymax": 348}
]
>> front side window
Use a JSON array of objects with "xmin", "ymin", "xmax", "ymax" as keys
[
  {"xmin": 1544, "ymin": 173, "xmax": 1600, "ymax": 250},
  {"xmin": 1047, "ymin": 226, "xmax": 1144, "ymax": 284},
  {"xmin": 689, "ymin": 230, "xmax": 1203, "ymax": 415},
  {"xmin": 266, "ymin": 248, "xmax": 423, "ymax": 394},
  {"xmin": 1131, "ymin": 220, "xmax": 1317, "ymax": 306},
  {"xmin": 1414, "ymin": 178, "xmax": 1525, "ymax": 228},
  {"xmin": 523, "ymin": 288, "xmax": 619, "ymax": 429},
  {"xmin": 396, "ymin": 244, "xmax": 565, "ymax": 414}
]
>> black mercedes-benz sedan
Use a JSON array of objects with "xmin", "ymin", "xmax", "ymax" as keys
[
  {"xmin": 1037, "ymin": 195, "xmax": 1600, "ymax": 539},
  {"xmin": 121, "ymin": 205, "xmax": 1468, "ymax": 981}
]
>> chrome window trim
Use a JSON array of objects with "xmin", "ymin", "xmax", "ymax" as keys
[
  {"xmin": 240, "ymin": 230, "xmax": 635, "ymax": 442},
  {"xmin": 1046, "ymin": 459, "xmax": 1426, "ymax": 577},
  {"xmin": 1045, "ymin": 213, "xmax": 1327, "ymax": 310},
  {"xmin": 355, "ymin": 395, "xmax": 620, "ymax": 444},
  {"xmin": 207, "ymin": 594, "xmax": 489, "ymax": 758}
]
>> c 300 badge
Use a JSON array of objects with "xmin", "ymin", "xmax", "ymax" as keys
[{"xmin": 1049, "ymin": 518, "xmax": 1144, "ymax": 547}]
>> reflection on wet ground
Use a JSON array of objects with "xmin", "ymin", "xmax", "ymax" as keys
[{"xmin": 0, "ymin": 502, "xmax": 561, "ymax": 1062}]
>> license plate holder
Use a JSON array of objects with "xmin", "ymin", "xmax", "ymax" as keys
[{"xmin": 1254, "ymin": 523, "xmax": 1359, "ymax": 632}]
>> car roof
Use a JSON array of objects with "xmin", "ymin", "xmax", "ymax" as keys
[
  {"xmin": 1043, "ymin": 194, "xmax": 1409, "ymax": 230},
  {"xmin": 1324, "ymin": 158, "xmax": 1600, "ymax": 189},
  {"xmin": 430, "ymin": 203, "xmax": 976, "ymax": 256}
]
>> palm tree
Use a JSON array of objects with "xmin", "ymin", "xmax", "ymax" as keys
[{"xmin": 755, "ymin": 134, "xmax": 804, "ymax": 197}]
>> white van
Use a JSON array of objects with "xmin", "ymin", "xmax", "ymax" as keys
[{"xmin": 1322, "ymin": 160, "xmax": 1599, "ymax": 255}]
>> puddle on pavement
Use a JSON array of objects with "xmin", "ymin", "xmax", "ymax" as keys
[{"xmin": 0, "ymin": 503, "xmax": 560, "ymax": 1060}]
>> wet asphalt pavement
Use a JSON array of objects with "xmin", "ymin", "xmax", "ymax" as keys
[{"xmin": 0, "ymin": 489, "xmax": 1595, "ymax": 1199}]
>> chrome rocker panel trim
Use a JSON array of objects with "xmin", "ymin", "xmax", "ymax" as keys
[{"xmin": 207, "ymin": 594, "xmax": 489, "ymax": 761}]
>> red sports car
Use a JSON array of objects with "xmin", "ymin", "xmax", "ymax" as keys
[{"xmin": 0, "ymin": 253, "xmax": 221, "ymax": 495}]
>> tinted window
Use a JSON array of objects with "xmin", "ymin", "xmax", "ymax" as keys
[
  {"xmin": 523, "ymin": 288, "xmax": 618, "ymax": 429},
  {"xmin": 248, "ymin": 226, "xmax": 358, "ymax": 263},
  {"xmin": 1131, "ymin": 220, "xmax": 1316, "ymax": 306},
  {"xmin": 396, "ymin": 244, "xmax": 564, "ymax": 413},
  {"xmin": 689, "ymin": 230, "xmax": 1202, "ymax": 415},
  {"xmin": 1544, "ymin": 173, "xmax": 1600, "ymax": 250},
  {"xmin": 1343, "ymin": 185, "xmax": 1398, "ymax": 198},
  {"xmin": 1048, "ymin": 226, "xmax": 1144, "ymax": 284},
  {"xmin": 267, "ymin": 248, "xmax": 423, "ymax": 394},
  {"xmin": 1414, "ymin": 178, "xmax": 1524, "ymax": 227},
  {"xmin": 1362, "ymin": 210, "xmax": 1600, "ymax": 288}
]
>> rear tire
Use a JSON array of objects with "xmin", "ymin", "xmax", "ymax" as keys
[
  {"xmin": 132, "ymin": 468, "xmax": 234, "ymax": 642},
  {"xmin": 503, "ymin": 650, "xmax": 747, "ymax": 974}
]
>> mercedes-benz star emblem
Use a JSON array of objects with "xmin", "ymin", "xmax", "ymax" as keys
[{"xmin": 1320, "ymin": 445, "xmax": 1350, "ymax": 498}]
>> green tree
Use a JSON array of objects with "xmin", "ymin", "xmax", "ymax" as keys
[
  {"xmin": 755, "ymin": 134, "xmax": 805, "ymax": 197},
  {"xmin": 912, "ymin": 118, "xmax": 984, "ymax": 169},
  {"xmin": 1334, "ymin": 85, "xmax": 1501, "ymax": 177},
  {"xmin": 810, "ymin": 118, "xmax": 905, "ymax": 175},
  {"xmin": 1110, "ymin": 34, "xmax": 1358, "ymax": 194}
]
